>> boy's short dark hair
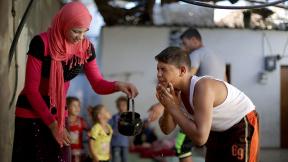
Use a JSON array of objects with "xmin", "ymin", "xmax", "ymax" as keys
[
  {"xmin": 116, "ymin": 96, "xmax": 127, "ymax": 108},
  {"xmin": 66, "ymin": 96, "xmax": 80, "ymax": 107},
  {"xmin": 155, "ymin": 46, "xmax": 191, "ymax": 68},
  {"xmin": 180, "ymin": 27, "xmax": 202, "ymax": 41}
]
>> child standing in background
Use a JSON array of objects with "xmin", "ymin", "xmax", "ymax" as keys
[
  {"xmin": 109, "ymin": 96, "xmax": 129, "ymax": 162},
  {"xmin": 88, "ymin": 104, "xmax": 113, "ymax": 162},
  {"xmin": 67, "ymin": 96, "xmax": 89, "ymax": 162}
]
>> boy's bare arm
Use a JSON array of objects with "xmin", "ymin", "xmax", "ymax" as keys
[
  {"xmin": 157, "ymin": 80, "xmax": 213, "ymax": 146},
  {"xmin": 174, "ymin": 79, "xmax": 213, "ymax": 146},
  {"xmin": 159, "ymin": 109, "xmax": 176, "ymax": 134}
]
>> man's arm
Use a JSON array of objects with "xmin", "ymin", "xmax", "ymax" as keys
[{"xmin": 190, "ymin": 66, "xmax": 198, "ymax": 75}]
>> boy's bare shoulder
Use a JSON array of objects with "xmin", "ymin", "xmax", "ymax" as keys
[{"xmin": 195, "ymin": 77, "xmax": 213, "ymax": 89}]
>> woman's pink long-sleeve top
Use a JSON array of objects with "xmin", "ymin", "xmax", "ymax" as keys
[{"xmin": 15, "ymin": 35, "xmax": 117, "ymax": 126}]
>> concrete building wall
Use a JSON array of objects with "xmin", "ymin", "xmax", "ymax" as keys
[
  {"xmin": 0, "ymin": 1, "xmax": 13, "ymax": 162},
  {"xmin": 100, "ymin": 26, "xmax": 288, "ymax": 147},
  {"xmin": 0, "ymin": 1, "xmax": 60, "ymax": 161}
]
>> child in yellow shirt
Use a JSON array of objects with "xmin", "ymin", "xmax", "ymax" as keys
[{"xmin": 88, "ymin": 104, "xmax": 113, "ymax": 162}]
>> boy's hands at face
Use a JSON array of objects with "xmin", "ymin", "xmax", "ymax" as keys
[{"xmin": 156, "ymin": 82, "xmax": 180, "ymax": 110}]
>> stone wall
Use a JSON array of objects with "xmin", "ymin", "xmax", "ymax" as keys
[{"xmin": 0, "ymin": 1, "xmax": 60, "ymax": 161}]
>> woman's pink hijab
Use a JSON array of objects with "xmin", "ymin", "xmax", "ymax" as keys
[{"xmin": 47, "ymin": 2, "xmax": 92, "ymax": 137}]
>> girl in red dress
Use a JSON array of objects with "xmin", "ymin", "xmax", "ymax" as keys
[{"xmin": 67, "ymin": 96, "xmax": 88, "ymax": 162}]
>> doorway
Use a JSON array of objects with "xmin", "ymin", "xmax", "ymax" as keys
[
  {"xmin": 226, "ymin": 64, "xmax": 231, "ymax": 83},
  {"xmin": 281, "ymin": 66, "xmax": 288, "ymax": 148}
]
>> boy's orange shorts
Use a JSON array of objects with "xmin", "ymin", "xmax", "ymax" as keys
[{"xmin": 206, "ymin": 110, "xmax": 260, "ymax": 162}]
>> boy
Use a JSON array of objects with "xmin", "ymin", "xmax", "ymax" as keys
[
  {"xmin": 150, "ymin": 27, "xmax": 227, "ymax": 162},
  {"xmin": 155, "ymin": 47, "xmax": 259, "ymax": 162},
  {"xmin": 109, "ymin": 96, "xmax": 129, "ymax": 162}
]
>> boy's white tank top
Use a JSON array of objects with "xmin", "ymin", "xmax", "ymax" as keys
[{"xmin": 180, "ymin": 76, "xmax": 255, "ymax": 131}]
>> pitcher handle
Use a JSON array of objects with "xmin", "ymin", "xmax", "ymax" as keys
[{"xmin": 127, "ymin": 97, "xmax": 135, "ymax": 121}]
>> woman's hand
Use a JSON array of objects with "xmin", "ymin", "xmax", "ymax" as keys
[
  {"xmin": 115, "ymin": 81, "xmax": 139, "ymax": 98},
  {"xmin": 63, "ymin": 128, "xmax": 71, "ymax": 146},
  {"xmin": 49, "ymin": 121, "xmax": 71, "ymax": 147},
  {"xmin": 156, "ymin": 83, "xmax": 180, "ymax": 110}
]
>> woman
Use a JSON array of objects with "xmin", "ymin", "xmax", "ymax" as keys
[{"xmin": 12, "ymin": 2, "xmax": 138, "ymax": 162}]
